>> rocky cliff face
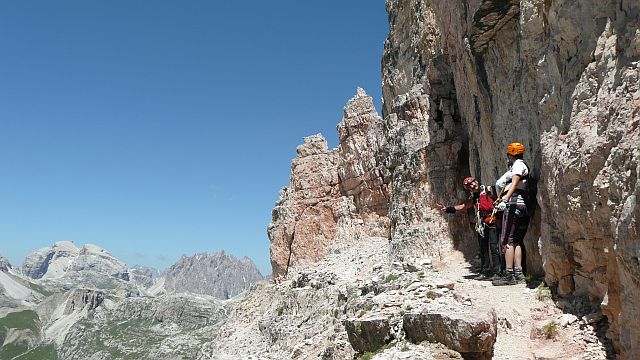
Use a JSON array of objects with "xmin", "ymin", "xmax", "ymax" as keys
[
  {"xmin": 162, "ymin": 252, "xmax": 263, "ymax": 299},
  {"xmin": 382, "ymin": 0, "xmax": 639, "ymax": 357},
  {"xmin": 270, "ymin": 0, "xmax": 639, "ymax": 357},
  {"xmin": 269, "ymin": 89, "xmax": 392, "ymax": 280}
]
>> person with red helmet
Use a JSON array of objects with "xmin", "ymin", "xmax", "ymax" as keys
[
  {"xmin": 437, "ymin": 177, "xmax": 503, "ymax": 280},
  {"xmin": 492, "ymin": 142, "xmax": 531, "ymax": 286}
]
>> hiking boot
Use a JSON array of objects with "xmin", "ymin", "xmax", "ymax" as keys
[
  {"xmin": 492, "ymin": 273, "xmax": 516, "ymax": 286},
  {"xmin": 473, "ymin": 273, "xmax": 489, "ymax": 280},
  {"xmin": 514, "ymin": 272, "xmax": 527, "ymax": 284}
]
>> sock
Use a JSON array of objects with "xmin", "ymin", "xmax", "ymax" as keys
[{"xmin": 514, "ymin": 267, "xmax": 523, "ymax": 275}]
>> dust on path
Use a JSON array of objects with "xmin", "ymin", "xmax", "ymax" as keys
[{"xmin": 435, "ymin": 252, "xmax": 612, "ymax": 360}]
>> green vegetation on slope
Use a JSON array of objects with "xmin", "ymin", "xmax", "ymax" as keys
[
  {"xmin": 13, "ymin": 344, "xmax": 58, "ymax": 360},
  {"xmin": 0, "ymin": 310, "xmax": 42, "ymax": 359},
  {"xmin": 0, "ymin": 310, "xmax": 39, "ymax": 342}
]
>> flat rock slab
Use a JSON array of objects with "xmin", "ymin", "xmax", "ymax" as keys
[{"xmin": 403, "ymin": 309, "xmax": 497, "ymax": 358}]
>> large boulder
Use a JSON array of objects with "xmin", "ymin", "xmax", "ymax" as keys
[
  {"xmin": 403, "ymin": 309, "xmax": 497, "ymax": 359},
  {"xmin": 344, "ymin": 316, "xmax": 392, "ymax": 353}
]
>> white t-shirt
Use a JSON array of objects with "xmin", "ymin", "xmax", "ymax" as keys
[{"xmin": 496, "ymin": 159, "xmax": 529, "ymax": 205}]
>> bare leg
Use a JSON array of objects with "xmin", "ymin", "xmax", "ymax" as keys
[
  {"xmin": 505, "ymin": 245, "xmax": 515, "ymax": 269},
  {"xmin": 514, "ymin": 245, "xmax": 522, "ymax": 268}
]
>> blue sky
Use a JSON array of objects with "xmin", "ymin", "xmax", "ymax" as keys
[{"xmin": 0, "ymin": 1, "xmax": 388, "ymax": 275}]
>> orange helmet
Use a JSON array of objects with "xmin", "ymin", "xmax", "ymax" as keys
[{"xmin": 507, "ymin": 142, "xmax": 525, "ymax": 155}]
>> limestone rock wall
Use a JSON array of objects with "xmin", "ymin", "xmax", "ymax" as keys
[
  {"xmin": 382, "ymin": 0, "xmax": 639, "ymax": 357},
  {"xmin": 268, "ymin": 90, "xmax": 391, "ymax": 280}
]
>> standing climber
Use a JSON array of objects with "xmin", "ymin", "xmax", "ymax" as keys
[
  {"xmin": 492, "ymin": 142, "xmax": 531, "ymax": 286},
  {"xmin": 437, "ymin": 177, "xmax": 502, "ymax": 280}
]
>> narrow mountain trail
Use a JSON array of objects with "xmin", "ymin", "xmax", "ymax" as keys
[{"xmin": 436, "ymin": 252, "xmax": 612, "ymax": 360}]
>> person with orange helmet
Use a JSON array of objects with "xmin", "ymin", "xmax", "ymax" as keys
[
  {"xmin": 437, "ymin": 177, "xmax": 503, "ymax": 280},
  {"xmin": 492, "ymin": 142, "xmax": 530, "ymax": 286}
]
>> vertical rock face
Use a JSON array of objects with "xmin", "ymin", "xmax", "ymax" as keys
[
  {"xmin": 269, "ymin": 0, "xmax": 638, "ymax": 357},
  {"xmin": 63, "ymin": 288, "xmax": 105, "ymax": 315},
  {"xmin": 162, "ymin": 252, "xmax": 263, "ymax": 299},
  {"xmin": 383, "ymin": 0, "xmax": 640, "ymax": 357},
  {"xmin": 381, "ymin": 0, "xmax": 638, "ymax": 357},
  {"xmin": 337, "ymin": 87, "xmax": 391, "ymax": 239},
  {"xmin": 268, "ymin": 89, "xmax": 391, "ymax": 280},
  {"xmin": 382, "ymin": 2, "xmax": 475, "ymax": 262}
]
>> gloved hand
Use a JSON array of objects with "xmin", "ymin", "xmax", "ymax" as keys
[{"xmin": 496, "ymin": 199, "xmax": 507, "ymax": 211}]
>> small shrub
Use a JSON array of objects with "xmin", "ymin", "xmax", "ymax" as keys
[
  {"xmin": 354, "ymin": 321, "xmax": 363, "ymax": 336},
  {"xmin": 383, "ymin": 274, "xmax": 400, "ymax": 284},
  {"xmin": 404, "ymin": 304, "xmax": 412, "ymax": 311},
  {"xmin": 542, "ymin": 320, "xmax": 559, "ymax": 339},
  {"xmin": 276, "ymin": 306, "xmax": 284, "ymax": 316},
  {"xmin": 363, "ymin": 303, "xmax": 374, "ymax": 312},
  {"xmin": 536, "ymin": 282, "xmax": 551, "ymax": 301},
  {"xmin": 525, "ymin": 273, "xmax": 536, "ymax": 282},
  {"xmin": 426, "ymin": 290, "xmax": 438, "ymax": 300},
  {"xmin": 417, "ymin": 272, "xmax": 425, "ymax": 279}
]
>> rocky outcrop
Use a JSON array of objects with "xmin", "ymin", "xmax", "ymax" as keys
[
  {"xmin": 269, "ymin": 89, "xmax": 391, "ymax": 280},
  {"xmin": 0, "ymin": 255, "xmax": 10, "ymax": 272},
  {"xmin": 162, "ymin": 252, "xmax": 263, "ymax": 299},
  {"xmin": 63, "ymin": 288, "xmax": 104, "ymax": 314}
]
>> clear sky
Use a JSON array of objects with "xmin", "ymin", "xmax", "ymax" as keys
[{"xmin": 0, "ymin": 1, "xmax": 388, "ymax": 275}]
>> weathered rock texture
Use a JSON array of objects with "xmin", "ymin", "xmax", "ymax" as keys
[
  {"xmin": 403, "ymin": 309, "xmax": 497, "ymax": 359},
  {"xmin": 162, "ymin": 252, "xmax": 263, "ymax": 299},
  {"xmin": 269, "ymin": 89, "xmax": 391, "ymax": 280},
  {"xmin": 270, "ymin": 0, "xmax": 639, "ymax": 357},
  {"xmin": 63, "ymin": 289, "xmax": 105, "ymax": 315},
  {"xmin": 381, "ymin": 1, "xmax": 639, "ymax": 357}
]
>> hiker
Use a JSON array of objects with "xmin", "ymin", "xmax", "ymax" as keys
[
  {"xmin": 437, "ymin": 177, "xmax": 503, "ymax": 280},
  {"xmin": 492, "ymin": 142, "xmax": 531, "ymax": 286}
]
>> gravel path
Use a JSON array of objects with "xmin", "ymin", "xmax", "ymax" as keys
[{"xmin": 437, "ymin": 252, "xmax": 613, "ymax": 360}]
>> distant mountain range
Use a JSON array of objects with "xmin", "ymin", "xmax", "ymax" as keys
[
  {"xmin": 0, "ymin": 242, "xmax": 266, "ymax": 359},
  {"xmin": 4, "ymin": 241, "xmax": 263, "ymax": 299}
]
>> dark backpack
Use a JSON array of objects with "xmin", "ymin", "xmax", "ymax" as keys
[{"xmin": 508, "ymin": 160, "xmax": 537, "ymax": 218}]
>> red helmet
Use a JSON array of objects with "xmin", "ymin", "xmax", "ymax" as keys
[
  {"xmin": 463, "ymin": 177, "xmax": 479, "ymax": 191},
  {"xmin": 507, "ymin": 142, "xmax": 525, "ymax": 155}
]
